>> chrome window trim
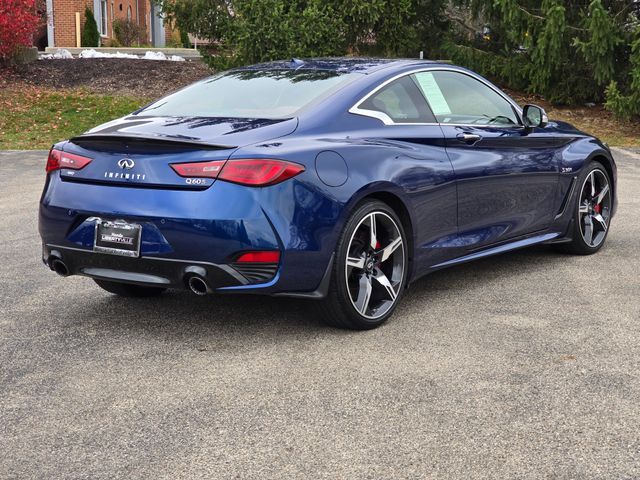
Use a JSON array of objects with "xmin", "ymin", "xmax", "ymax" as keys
[{"xmin": 348, "ymin": 66, "xmax": 524, "ymax": 128}]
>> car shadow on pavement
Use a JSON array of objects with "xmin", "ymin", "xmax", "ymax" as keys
[
  {"xmin": 71, "ymin": 244, "xmax": 571, "ymax": 338},
  {"xmin": 410, "ymin": 244, "xmax": 569, "ymax": 291}
]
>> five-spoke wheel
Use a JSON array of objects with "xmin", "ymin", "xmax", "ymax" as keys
[
  {"xmin": 321, "ymin": 200, "xmax": 407, "ymax": 329},
  {"xmin": 578, "ymin": 168, "xmax": 611, "ymax": 248},
  {"xmin": 556, "ymin": 161, "xmax": 612, "ymax": 255},
  {"xmin": 345, "ymin": 212, "xmax": 404, "ymax": 319}
]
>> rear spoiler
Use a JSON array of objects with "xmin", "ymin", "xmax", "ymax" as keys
[{"xmin": 69, "ymin": 133, "xmax": 236, "ymax": 150}]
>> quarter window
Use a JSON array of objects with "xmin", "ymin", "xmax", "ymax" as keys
[
  {"xmin": 359, "ymin": 75, "xmax": 435, "ymax": 124},
  {"xmin": 414, "ymin": 71, "xmax": 519, "ymax": 126}
]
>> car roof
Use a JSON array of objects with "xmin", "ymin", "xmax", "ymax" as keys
[{"xmin": 233, "ymin": 57, "xmax": 446, "ymax": 74}]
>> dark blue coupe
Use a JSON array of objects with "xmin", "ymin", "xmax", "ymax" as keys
[{"xmin": 39, "ymin": 58, "xmax": 617, "ymax": 329}]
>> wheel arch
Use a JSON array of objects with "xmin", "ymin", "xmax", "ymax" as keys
[
  {"xmin": 584, "ymin": 149, "xmax": 617, "ymax": 217},
  {"xmin": 588, "ymin": 152, "xmax": 615, "ymax": 194}
]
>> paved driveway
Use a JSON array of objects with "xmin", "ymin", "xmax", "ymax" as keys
[{"xmin": 1, "ymin": 149, "xmax": 639, "ymax": 479}]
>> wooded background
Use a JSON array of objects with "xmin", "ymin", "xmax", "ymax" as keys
[{"xmin": 153, "ymin": 0, "xmax": 640, "ymax": 120}]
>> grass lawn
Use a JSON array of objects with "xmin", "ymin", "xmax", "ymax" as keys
[
  {"xmin": 543, "ymin": 108, "xmax": 640, "ymax": 148},
  {"xmin": 507, "ymin": 90, "xmax": 640, "ymax": 148},
  {"xmin": 0, "ymin": 85, "xmax": 145, "ymax": 150}
]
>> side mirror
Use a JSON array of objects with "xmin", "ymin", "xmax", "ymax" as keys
[{"xmin": 522, "ymin": 104, "xmax": 548, "ymax": 129}]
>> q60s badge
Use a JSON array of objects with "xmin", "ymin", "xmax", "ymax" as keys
[{"xmin": 185, "ymin": 178, "xmax": 208, "ymax": 185}]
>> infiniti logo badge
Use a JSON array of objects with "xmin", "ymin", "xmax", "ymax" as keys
[{"xmin": 117, "ymin": 158, "xmax": 135, "ymax": 169}]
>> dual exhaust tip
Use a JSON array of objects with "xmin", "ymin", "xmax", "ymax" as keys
[{"xmin": 48, "ymin": 255, "xmax": 212, "ymax": 295}]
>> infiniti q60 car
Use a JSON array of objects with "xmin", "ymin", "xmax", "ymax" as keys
[{"xmin": 39, "ymin": 58, "xmax": 617, "ymax": 329}]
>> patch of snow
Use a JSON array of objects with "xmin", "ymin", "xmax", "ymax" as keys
[
  {"xmin": 40, "ymin": 49, "xmax": 73, "ymax": 60},
  {"xmin": 142, "ymin": 51, "xmax": 185, "ymax": 61},
  {"xmin": 142, "ymin": 51, "xmax": 166, "ymax": 60},
  {"xmin": 39, "ymin": 49, "xmax": 186, "ymax": 61},
  {"xmin": 79, "ymin": 49, "xmax": 138, "ymax": 59}
]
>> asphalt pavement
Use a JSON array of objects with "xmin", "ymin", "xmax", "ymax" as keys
[{"xmin": 1, "ymin": 149, "xmax": 639, "ymax": 479}]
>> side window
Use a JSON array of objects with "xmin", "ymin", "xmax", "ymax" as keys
[
  {"xmin": 414, "ymin": 71, "xmax": 519, "ymax": 126},
  {"xmin": 359, "ymin": 75, "xmax": 435, "ymax": 124}
]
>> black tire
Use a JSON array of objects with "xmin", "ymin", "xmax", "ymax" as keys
[
  {"xmin": 555, "ymin": 161, "xmax": 612, "ymax": 255},
  {"xmin": 94, "ymin": 279, "xmax": 167, "ymax": 297},
  {"xmin": 320, "ymin": 200, "xmax": 408, "ymax": 330}
]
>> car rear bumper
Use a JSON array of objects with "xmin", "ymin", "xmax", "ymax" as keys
[
  {"xmin": 38, "ymin": 173, "xmax": 337, "ymax": 295},
  {"xmin": 43, "ymin": 243, "xmax": 258, "ymax": 289}
]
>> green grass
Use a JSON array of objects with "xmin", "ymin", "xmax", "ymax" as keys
[
  {"xmin": 507, "ymin": 89, "xmax": 640, "ymax": 148},
  {"xmin": 0, "ymin": 86, "xmax": 145, "ymax": 150}
]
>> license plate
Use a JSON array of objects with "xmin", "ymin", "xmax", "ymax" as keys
[{"xmin": 93, "ymin": 219, "xmax": 141, "ymax": 257}]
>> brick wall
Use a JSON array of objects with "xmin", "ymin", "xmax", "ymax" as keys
[
  {"xmin": 51, "ymin": 0, "xmax": 154, "ymax": 47},
  {"xmin": 52, "ymin": 0, "xmax": 92, "ymax": 47},
  {"xmin": 137, "ymin": 0, "xmax": 151, "ymax": 44}
]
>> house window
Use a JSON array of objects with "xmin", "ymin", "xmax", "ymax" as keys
[
  {"xmin": 127, "ymin": 6, "xmax": 131, "ymax": 19},
  {"xmin": 100, "ymin": 0, "xmax": 107, "ymax": 35}
]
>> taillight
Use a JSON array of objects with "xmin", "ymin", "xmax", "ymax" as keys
[
  {"xmin": 46, "ymin": 149, "xmax": 92, "ymax": 173},
  {"xmin": 235, "ymin": 251, "xmax": 281, "ymax": 263},
  {"xmin": 219, "ymin": 159, "xmax": 304, "ymax": 186},
  {"xmin": 169, "ymin": 159, "xmax": 304, "ymax": 186},
  {"xmin": 46, "ymin": 149, "xmax": 61, "ymax": 173},
  {"xmin": 170, "ymin": 160, "xmax": 225, "ymax": 179}
]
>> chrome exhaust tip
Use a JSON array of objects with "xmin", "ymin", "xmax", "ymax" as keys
[
  {"xmin": 50, "ymin": 258, "xmax": 70, "ymax": 277},
  {"xmin": 188, "ymin": 275, "xmax": 210, "ymax": 296}
]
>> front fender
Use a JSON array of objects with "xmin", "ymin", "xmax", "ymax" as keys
[{"xmin": 559, "ymin": 138, "xmax": 617, "ymax": 216}]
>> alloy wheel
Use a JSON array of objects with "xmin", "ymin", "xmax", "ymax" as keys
[
  {"xmin": 344, "ymin": 212, "xmax": 405, "ymax": 319},
  {"xmin": 578, "ymin": 169, "xmax": 611, "ymax": 248}
]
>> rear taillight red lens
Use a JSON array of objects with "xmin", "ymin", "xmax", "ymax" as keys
[
  {"xmin": 169, "ymin": 158, "xmax": 304, "ymax": 187},
  {"xmin": 219, "ymin": 159, "xmax": 305, "ymax": 186},
  {"xmin": 235, "ymin": 251, "xmax": 281, "ymax": 263},
  {"xmin": 46, "ymin": 149, "xmax": 92, "ymax": 173},
  {"xmin": 46, "ymin": 149, "xmax": 61, "ymax": 173},
  {"xmin": 170, "ymin": 160, "xmax": 226, "ymax": 179}
]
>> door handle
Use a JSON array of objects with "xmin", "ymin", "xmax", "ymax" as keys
[{"xmin": 456, "ymin": 133, "xmax": 482, "ymax": 144}]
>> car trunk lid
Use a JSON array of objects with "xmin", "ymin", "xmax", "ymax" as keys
[{"xmin": 58, "ymin": 116, "xmax": 297, "ymax": 190}]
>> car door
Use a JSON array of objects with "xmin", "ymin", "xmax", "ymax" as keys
[
  {"xmin": 350, "ymin": 73, "xmax": 458, "ymax": 267},
  {"xmin": 414, "ymin": 69, "xmax": 562, "ymax": 249}
]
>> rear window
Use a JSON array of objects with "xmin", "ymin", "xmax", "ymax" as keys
[{"xmin": 136, "ymin": 69, "xmax": 359, "ymax": 119}]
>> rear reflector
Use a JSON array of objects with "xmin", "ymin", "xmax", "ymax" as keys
[
  {"xmin": 235, "ymin": 251, "xmax": 281, "ymax": 263},
  {"xmin": 46, "ymin": 149, "xmax": 92, "ymax": 173},
  {"xmin": 169, "ymin": 158, "xmax": 304, "ymax": 186}
]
